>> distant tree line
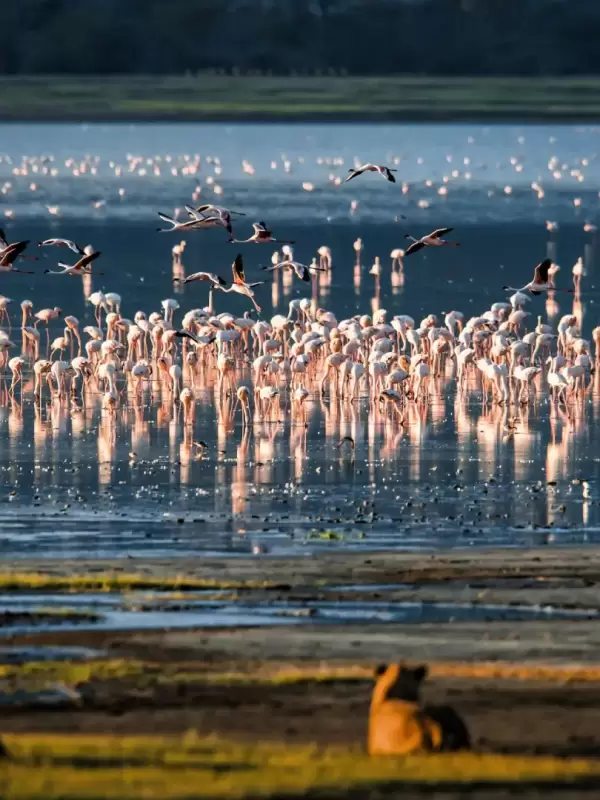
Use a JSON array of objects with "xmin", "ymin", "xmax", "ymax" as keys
[{"xmin": 3, "ymin": 0, "xmax": 600, "ymax": 76}]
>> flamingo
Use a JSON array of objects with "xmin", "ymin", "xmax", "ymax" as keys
[
  {"xmin": 404, "ymin": 228, "xmax": 460, "ymax": 256},
  {"xmin": 229, "ymin": 221, "xmax": 295, "ymax": 245},
  {"xmin": 345, "ymin": 164, "xmax": 397, "ymax": 183}
]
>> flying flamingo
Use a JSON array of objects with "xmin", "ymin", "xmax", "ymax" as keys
[
  {"xmin": 229, "ymin": 221, "xmax": 295, "ymax": 245},
  {"xmin": 0, "ymin": 241, "xmax": 35, "ymax": 274},
  {"xmin": 404, "ymin": 228, "xmax": 460, "ymax": 256},
  {"xmin": 44, "ymin": 250, "xmax": 102, "ymax": 277},
  {"xmin": 214, "ymin": 254, "xmax": 264, "ymax": 313},
  {"xmin": 345, "ymin": 164, "xmax": 397, "ymax": 183},
  {"xmin": 503, "ymin": 258, "xmax": 573, "ymax": 296}
]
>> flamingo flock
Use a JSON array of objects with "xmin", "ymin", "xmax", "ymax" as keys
[
  {"xmin": 0, "ymin": 136, "xmax": 596, "ymax": 494},
  {"xmin": 0, "ymin": 231, "xmax": 595, "ymax": 441}
]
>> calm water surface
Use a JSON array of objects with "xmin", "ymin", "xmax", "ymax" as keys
[{"xmin": 0, "ymin": 122, "xmax": 599, "ymax": 559}]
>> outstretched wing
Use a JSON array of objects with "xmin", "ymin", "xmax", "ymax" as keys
[
  {"xmin": 0, "ymin": 228, "xmax": 8, "ymax": 249},
  {"xmin": 183, "ymin": 271, "xmax": 227, "ymax": 286},
  {"xmin": 252, "ymin": 221, "xmax": 271, "ymax": 238},
  {"xmin": 232, "ymin": 254, "xmax": 245, "ymax": 284},
  {"xmin": 40, "ymin": 238, "xmax": 85, "ymax": 255},
  {"xmin": 64, "ymin": 239, "xmax": 85, "ymax": 254},
  {"xmin": 188, "ymin": 204, "xmax": 219, "ymax": 219},
  {"xmin": 383, "ymin": 168, "xmax": 396, "ymax": 183},
  {"xmin": 533, "ymin": 258, "xmax": 552, "ymax": 285},
  {"xmin": 185, "ymin": 205, "xmax": 204, "ymax": 219},
  {"xmin": 345, "ymin": 168, "xmax": 362, "ymax": 183},
  {"xmin": 75, "ymin": 250, "xmax": 101, "ymax": 271},
  {"xmin": 404, "ymin": 241, "xmax": 425, "ymax": 257},
  {"xmin": 187, "ymin": 215, "xmax": 222, "ymax": 229},
  {"xmin": 431, "ymin": 227, "xmax": 453, "ymax": 239},
  {"xmin": 174, "ymin": 329, "xmax": 201, "ymax": 343},
  {"xmin": 291, "ymin": 262, "xmax": 311, "ymax": 281},
  {"xmin": 157, "ymin": 212, "xmax": 176, "ymax": 224},
  {"xmin": 0, "ymin": 240, "xmax": 29, "ymax": 266}
]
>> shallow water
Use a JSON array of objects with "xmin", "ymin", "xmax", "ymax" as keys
[
  {"xmin": 0, "ymin": 122, "xmax": 599, "ymax": 559},
  {"xmin": 0, "ymin": 591, "xmax": 595, "ymax": 636},
  {"xmin": 0, "ymin": 646, "xmax": 102, "ymax": 664},
  {"xmin": 1, "ymin": 365, "xmax": 600, "ymax": 558},
  {"xmin": 1, "ymin": 122, "xmax": 600, "ymax": 225}
]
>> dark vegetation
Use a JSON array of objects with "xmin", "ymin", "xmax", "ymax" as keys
[{"xmin": 4, "ymin": 0, "xmax": 600, "ymax": 77}]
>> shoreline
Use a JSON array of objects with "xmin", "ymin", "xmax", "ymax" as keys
[
  {"xmin": 4, "ymin": 545, "xmax": 600, "ymax": 666},
  {"xmin": 1, "ymin": 111, "xmax": 600, "ymax": 124},
  {"xmin": 4, "ymin": 544, "xmax": 600, "ymax": 582},
  {"xmin": 3, "ymin": 74, "xmax": 600, "ymax": 124}
]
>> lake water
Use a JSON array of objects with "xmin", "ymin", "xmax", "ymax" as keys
[
  {"xmin": 0, "ymin": 122, "xmax": 599, "ymax": 560},
  {"xmin": 1, "ymin": 590, "xmax": 596, "ymax": 637}
]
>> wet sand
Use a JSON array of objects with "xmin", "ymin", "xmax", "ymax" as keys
[
  {"xmin": 7, "ymin": 544, "xmax": 600, "ymax": 581},
  {"xmin": 6, "ymin": 544, "xmax": 600, "ymax": 608}
]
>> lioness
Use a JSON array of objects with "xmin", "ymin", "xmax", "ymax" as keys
[{"xmin": 368, "ymin": 663, "xmax": 470, "ymax": 755}]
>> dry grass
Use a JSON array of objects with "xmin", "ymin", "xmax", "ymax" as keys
[
  {"xmin": 0, "ymin": 658, "xmax": 148, "ymax": 687},
  {"xmin": 6, "ymin": 656, "xmax": 600, "ymax": 696},
  {"xmin": 0, "ymin": 572, "xmax": 278, "ymax": 592},
  {"xmin": 2, "ymin": 732, "xmax": 600, "ymax": 798},
  {"xmin": 431, "ymin": 661, "xmax": 600, "ymax": 683}
]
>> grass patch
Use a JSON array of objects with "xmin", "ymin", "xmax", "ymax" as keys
[
  {"xmin": 171, "ymin": 662, "xmax": 600, "ymax": 687},
  {"xmin": 1, "ymin": 733, "xmax": 600, "ymax": 798},
  {"xmin": 432, "ymin": 662, "xmax": 600, "ymax": 683},
  {"xmin": 0, "ymin": 572, "xmax": 281, "ymax": 593},
  {"xmin": 1, "ymin": 659, "xmax": 364, "ymax": 692},
  {"xmin": 3, "ymin": 74, "xmax": 600, "ymax": 120},
  {"xmin": 6, "ymin": 657, "xmax": 600, "ymax": 695},
  {"xmin": 0, "ymin": 659, "xmax": 149, "ymax": 688}
]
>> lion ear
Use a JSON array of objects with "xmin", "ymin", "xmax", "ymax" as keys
[
  {"xmin": 414, "ymin": 664, "xmax": 428, "ymax": 683},
  {"xmin": 375, "ymin": 663, "xmax": 388, "ymax": 676}
]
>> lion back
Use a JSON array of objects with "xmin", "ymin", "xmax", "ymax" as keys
[
  {"xmin": 425, "ymin": 704, "xmax": 471, "ymax": 751},
  {"xmin": 368, "ymin": 663, "xmax": 444, "ymax": 755}
]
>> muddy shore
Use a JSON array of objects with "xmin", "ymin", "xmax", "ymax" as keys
[
  {"xmin": 7, "ymin": 546, "xmax": 600, "ymax": 664},
  {"xmin": 4, "ymin": 547, "xmax": 600, "ymax": 798},
  {"xmin": 7, "ymin": 544, "xmax": 600, "ymax": 589}
]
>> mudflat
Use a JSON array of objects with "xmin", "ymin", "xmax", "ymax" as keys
[{"xmin": 4, "ymin": 547, "xmax": 600, "ymax": 798}]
